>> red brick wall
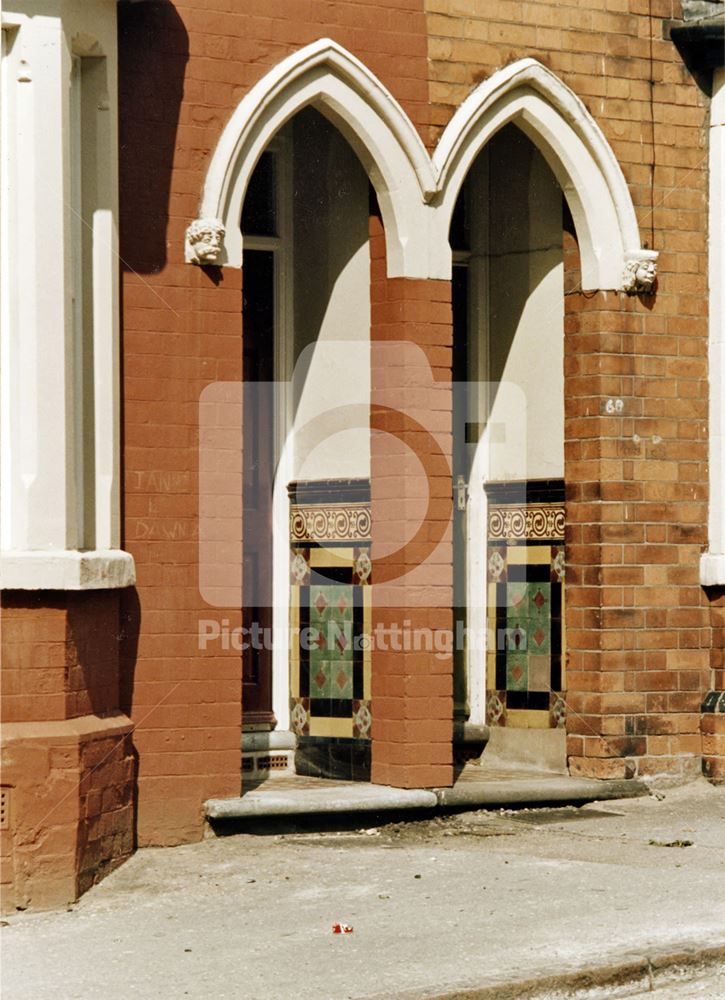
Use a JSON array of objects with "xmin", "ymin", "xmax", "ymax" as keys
[
  {"xmin": 563, "ymin": 289, "xmax": 709, "ymax": 779},
  {"xmin": 117, "ymin": 0, "xmax": 434, "ymax": 836},
  {"xmin": 76, "ymin": 725, "xmax": 136, "ymax": 897},
  {"xmin": 2, "ymin": 598, "xmax": 74, "ymax": 724},
  {"xmin": 369, "ymin": 214, "xmax": 454, "ymax": 788},
  {"xmin": 1, "ymin": 593, "xmax": 122, "ymax": 723},
  {"xmin": 425, "ymin": 0, "xmax": 712, "ymax": 779},
  {"xmin": 2, "ymin": 0, "xmax": 719, "ymax": 917},
  {"xmin": 116, "ymin": 0, "xmax": 720, "ymax": 804},
  {"xmin": 120, "ymin": 259, "xmax": 244, "ymax": 844},
  {"xmin": 0, "ymin": 593, "xmax": 134, "ymax": 911}
]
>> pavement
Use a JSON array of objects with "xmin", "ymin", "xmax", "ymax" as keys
[{"xmin": 2, "ymin": 778, "xmax": 724, "ymax": 999}]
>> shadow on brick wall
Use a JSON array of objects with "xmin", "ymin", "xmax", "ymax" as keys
[
  {"xmin": 118, "ymin": 587, "xmax": 141, "ymax": 846},
  {"xmin": 67, "ymin": 593, "xmax": 127, "ymax": 718},
  {"xmin": 118, "ymin": 1, "xmax": 188, "ymax": 273}
]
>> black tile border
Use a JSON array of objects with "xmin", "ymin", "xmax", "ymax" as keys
[
  {"xmin": 288, "ymin": 478, "xmax": 371, "ymax": 504},
  {"xmin": 485, "ymin": 478, "xmax": 565, "ymax": 505}
]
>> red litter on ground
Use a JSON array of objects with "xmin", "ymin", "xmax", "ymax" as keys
[{"xmin": 332, "ymin": 923, "xmax": 353, "ymax": 934}]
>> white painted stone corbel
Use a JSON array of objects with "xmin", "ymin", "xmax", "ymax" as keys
[
  {"xmin": 184, "ymin": 217, "xmax": 225, "ymax": 265},
  {"xmin": 622, "ymin": 249, "xmax": 658, "ymax": 294}
]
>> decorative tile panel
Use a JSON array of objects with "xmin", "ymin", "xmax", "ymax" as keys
[
  {"xmin": 289, "ymin": 478, "xmax": 372, "ymax": 544},
  {"xmin": 288, "ymin": 480, "xmax": 372, "ymax": 750},
  {"xmin": 290, "ymin": 505, "xmax": 371, "ymax": 544},
  {"xmin": 485, "ymin": 480, "xmax": 566, "ymax": 729},
  {"xmin": 488, "ymin": 504, "xmax": 565, "ymax": 542}
]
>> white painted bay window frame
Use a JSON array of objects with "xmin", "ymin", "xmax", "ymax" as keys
[
  {"xmin": 0, "ymin": 1, "xmax": 133, "ymax": 590},
  {"xmin": 701, "ymin": 67, "xmax": 725, "ymax": 587}
]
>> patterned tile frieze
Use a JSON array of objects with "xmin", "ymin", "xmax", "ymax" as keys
[
  {"xmin": 288, "ymin": 478, "xmax": 371, "ymax": 544},
  {"xmin": 290, "ymin": 504, "xmax": 371, "ymax": 544},
  {"xmin": 487, "ymin": 503, "xmax": 565, "ymax": 542}
]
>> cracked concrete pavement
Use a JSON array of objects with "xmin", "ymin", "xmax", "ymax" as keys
[{"xmin": 2, "ymin": 779, "xmax": 724, "ymax": 999}]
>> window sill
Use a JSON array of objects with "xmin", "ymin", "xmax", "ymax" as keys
[{"xmin": 0, "ymin": 550, "xmax": 136, "ymax": 590}]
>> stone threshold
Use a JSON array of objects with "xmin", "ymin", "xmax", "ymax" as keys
[{"xmin": 204, "ymin": 769, "xmax": 648, "ymax": 821}]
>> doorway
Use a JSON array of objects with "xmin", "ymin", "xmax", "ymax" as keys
[
  {"xmin": 241, "ymin": 109, "xmax": 374, "ymax": 779},
  {"xmin": 450, "ymin": 125, "xmax": 568, "ymax": 771}
]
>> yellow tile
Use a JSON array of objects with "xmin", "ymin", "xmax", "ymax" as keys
[
  {"xmin": 505, "ymin": 544, "xmax": 528, "ymax": 565},
  {"xmin": 363, "ymin": 590, "xmax": 372, "ymax": 694},
  {"xmin": 308, "ymin": 717, "xmax": 352, "ymax": 738},
  {"xmin": 560, "ymin": 587, "xmax": 566, "ymax": 686},
  {"xmin": 486, "ymin": 651, "xmax": 497, "ymax": 688},
  {"xmin": 290, "ymin": 606, "xmax": 300, "ymax": 657},
  {"xmin": 528, "ymin": 546, "xmax": 553, "ymax": 565},
  {"xmin": 506, "ymin": 709, "xmax": 551, "ymax": 729},
  {"xmin": 507, "ymin": 544, "xmax": 551, "ymax": 565},
  {"xmin": 363, "ymin": 586, "xmax": 371, "ymax": 622},
  {"xmin": 309, "ymin": 547, "xmax": 354, "ymax": 568},
  {"xmin": 289, "ymin": 601, "xmax": 300, "ymax": 695}
]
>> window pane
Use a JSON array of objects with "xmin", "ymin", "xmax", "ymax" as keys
[
  {"xmin": 241, "ymin": 151, "xmax": 277, "ymax": 236},
  {"xmin": 450, "ymin": 184, "xmax": 469, "ymax": 252}
]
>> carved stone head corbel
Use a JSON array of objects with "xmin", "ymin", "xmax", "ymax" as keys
[
  {"xmin": 622, "ymin": 249, "xmax": 658, "ymax": 295},
  {"xmin": 185, "ymin": 218, "xmax": 226, "ymax": 265}
]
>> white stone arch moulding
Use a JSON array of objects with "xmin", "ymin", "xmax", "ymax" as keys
[
  {"xmin": 431, "ymin": 57, "xmax": 656, "ymax": 290},
  {"xmin": 186, "ymin": 40, "xmax": 656, "ymax": 291},
  {"xmin": 187, "ymin": 37, "xmax": 436, "ymax": 278}
]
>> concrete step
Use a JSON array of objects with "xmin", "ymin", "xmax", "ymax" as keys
[
  {"xmin": 437, "ymin": 775, "xmax": 647, "ymax": 808},
  {"xmin": 204, "ymin": 772, "xmax": 648, "ymax": 821}
]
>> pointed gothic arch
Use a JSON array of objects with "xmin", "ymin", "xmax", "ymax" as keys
[
  {"xmin": 191, "ymin": 38, "xmax": 435, "ymax": 278},
  {"xmin": 187, "ymin": 44, "xmax": 654, "ymax": 290},
  {"xmin": 431, "ymin": 58, "xmax": 652, "ymax": 290}
]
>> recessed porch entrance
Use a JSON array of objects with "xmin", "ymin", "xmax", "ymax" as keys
[
  {"xmin": 240, "ymin": 117, "xmax": 572, "ymax": 785},
  {"xmin": 450, "ymin": 124, "xmax": 569, "ymax": 773},
  {"xmin": 240, "ymin": 109, "xmax": 375, "ymax": 782}
]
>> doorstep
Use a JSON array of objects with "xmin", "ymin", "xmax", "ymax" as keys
[{"xmin": 204, "ymin": 764, "xmax": 648, "ymax": 821}]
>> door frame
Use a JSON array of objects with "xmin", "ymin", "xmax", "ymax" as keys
[
  {"xmin": 451, "ymin": 152, "xmax": 490, "ymax": 729},
  {"xmin": 242, "ymin": 133, "xmax": 294, "ymax": 733}
]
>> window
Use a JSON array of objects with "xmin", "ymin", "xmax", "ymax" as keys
[{"xmin": 0, "ymin": 5, "xmax": 133, "ymax": 589}]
